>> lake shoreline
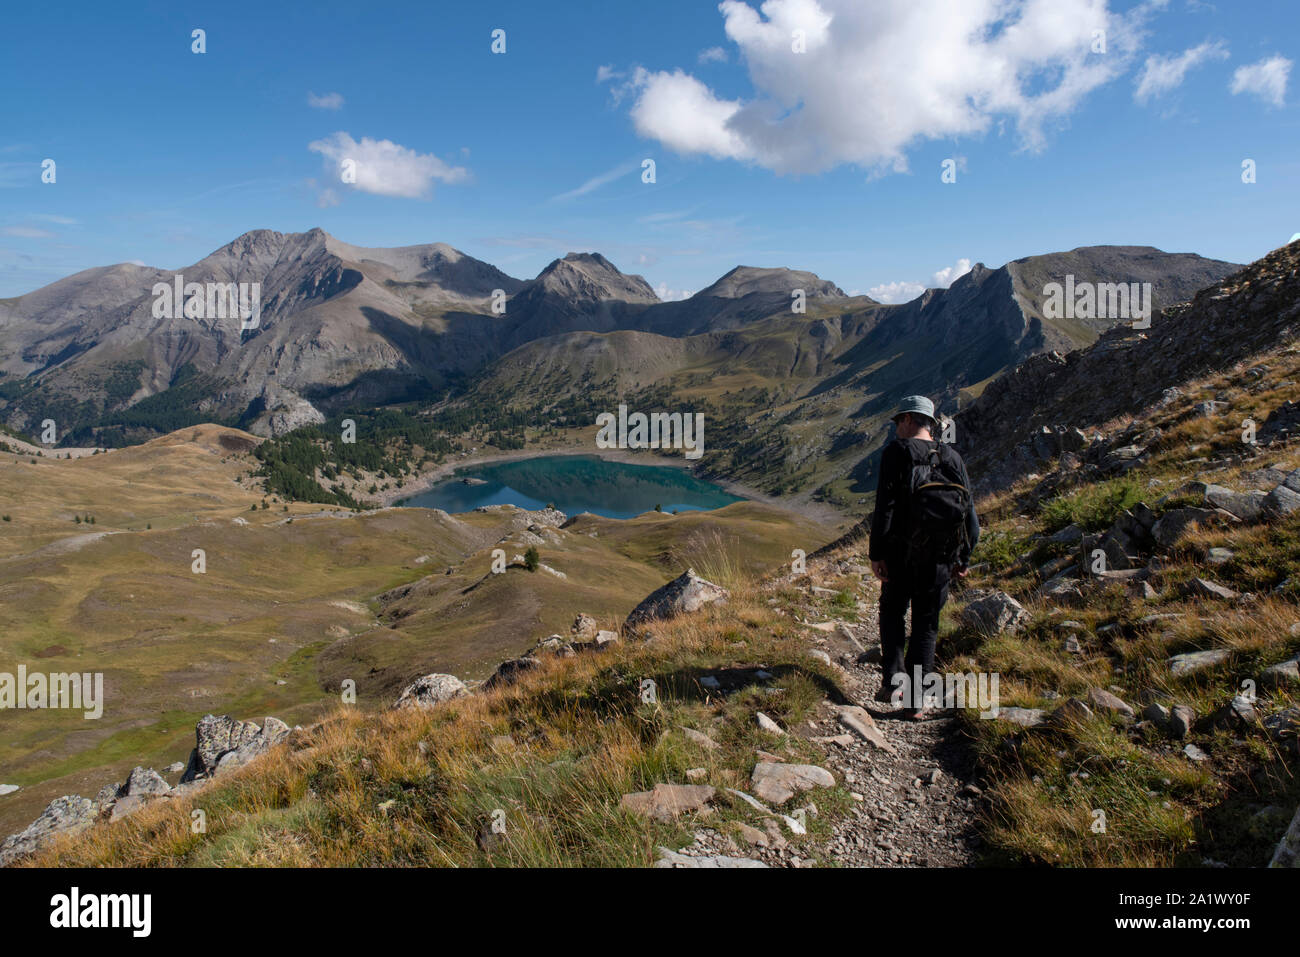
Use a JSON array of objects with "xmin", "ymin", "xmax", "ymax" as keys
[{"xmin": 379, "ymin": 444, "xmax": 850, "ymax": 528}]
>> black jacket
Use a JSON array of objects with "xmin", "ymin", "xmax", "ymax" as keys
[{"xmin": 868, "ymin": 437, "xmax": 979, "ymax": 565}]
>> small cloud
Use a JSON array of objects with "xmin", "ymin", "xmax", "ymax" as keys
[
  {"xmin": 1, "ymin": 226, "xmax": 54, "ymax": 238},
  {"xmin": 31, "ymin": 214, "xmax": 78, "ymax": 225},
  {"xmin": 549, "ymin": 160, "xmax": 639, "ymax": 203},
  {"xmin": 868, "ymin": 257, "xmax": 971, "ymax": 302},
  {"xmin": 596, "ymin": 64, "xmax": 624, "ymax": 84},
  {"xmin": 932, "ymin": 258, "xmax": 971, "ymax": 288},
  {"xmin": 308, "ymin": 91, "xmax": 345, "ymax": 110},
  {"xmin": 868, "ymin": 280, "xmax": 925, "ymax": 304},
  {"xmin": 307, "ymin": 132, "xmax": 469, "ymax": 200},
  {"xmin": 698, "ymin": 46, "xmax": 727, "ymax": 64},
  {"xmin": 1134, "ymin": 41, "xmax": 1228, "ymax": 104},
  {"xmin": 1230, "ymin": 55, "xmax": 1292, "ymax": 107},
  {"xmin": 653, "ymin": 281, "xmax": 693, "ymax": 301},
  {"xmin": 317, "ymin": 187, "xmax": 340, "ymax": 208}
]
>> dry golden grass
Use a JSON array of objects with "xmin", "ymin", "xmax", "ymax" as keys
[
  {"xmin": 957, "ymin": 345, "xmax": 1300, "ymax": 866},
  {"xmin": 24, "ymin": 576, "xmax": 857, "ymax": 868}
]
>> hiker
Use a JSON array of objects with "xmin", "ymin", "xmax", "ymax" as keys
[{"xmin": 868, "ymin": 396, "xmax": 979, "ymax": 720}]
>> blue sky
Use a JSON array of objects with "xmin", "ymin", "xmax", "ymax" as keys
[{"xmin": 1, "ymin": 0, "xmax": 1296, "ymax": 301}]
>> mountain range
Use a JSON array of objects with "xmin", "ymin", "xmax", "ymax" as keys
[{"xmin": 0, "ymin": 229, "xmax": 1239, "ymax": 499}]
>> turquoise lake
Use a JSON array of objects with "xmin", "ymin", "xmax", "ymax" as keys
[{"xmin": 398, "ymin": 454, "xmax": 744, "ymax": 519}]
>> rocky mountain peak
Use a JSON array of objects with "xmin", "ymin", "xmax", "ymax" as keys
[
  {"xmin": 528, "ymin": 253, "xmax": 659, "ymax": 304},
  {"xmin": 699, "ymin": 266, "xmax": 846, "ymax": 301}
]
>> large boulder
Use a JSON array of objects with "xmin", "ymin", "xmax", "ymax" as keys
[
  {"xmin": 483, "ymin": 655, "xmax": 542, "ymax": 691},
  {"xmin": 1151, "ymin": 507, "xmax": 1217, "ymax": 550},
  {"xmin": 0, "ymin": 795, "xmax": 98, "ymax": 866},
  {"xmin": 1203, "ymin": 485, "xmax": 1267, "ymax": 522},
  {"xmin": 392, "ymin": 674, "xmax": 469, "ymax": 711},
  {"xmin": 1262, "ymin": 484, "xmax": 1300, "ymax": 519},
  {"xmin": 624, "ymin": 568, "xmax": 729, "ymax": 635},
  {"xmin": 105, "ymin": 767, "xmax": 172, "ymax": 821},
  {"xmin": 959, "ymin": 589, "xmax": 1032, "ymax": 635},
  {"xmin": 182, "ymin": 714, "xmax": 290, "ymax": 782}
]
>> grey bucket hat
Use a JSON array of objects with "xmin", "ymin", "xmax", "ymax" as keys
[{"xmin": 892, "ymin": 395, "xmax": 936, "ymax": 425}]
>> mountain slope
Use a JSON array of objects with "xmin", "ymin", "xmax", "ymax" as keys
[{"xmin": 958, "ymin": 240, "xmax": 1300, "ymax": 490}]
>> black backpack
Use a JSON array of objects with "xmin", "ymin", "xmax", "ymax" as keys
[{"xmin": 901, "ymin": 441, "xmax": 971, "ymax": 565}]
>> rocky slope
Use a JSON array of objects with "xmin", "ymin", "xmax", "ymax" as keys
[{"xmin": 957, "ymin": 240, "xmax": 1300, "ymax": 491}]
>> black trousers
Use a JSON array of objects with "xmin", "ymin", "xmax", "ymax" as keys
[{"xmin": 878, "ymin": 556, "xmax": 951, "ymax": 709}]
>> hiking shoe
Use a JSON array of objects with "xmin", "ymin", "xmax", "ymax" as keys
[{"xmin": 874, "ymin": 685, "xmax": 898, "ymax": 704}]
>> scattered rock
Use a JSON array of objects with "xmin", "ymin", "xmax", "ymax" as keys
[
  {"xmin": 1143, "ymin": 702, "xmax": 1171, "ymax": 729},
  {"xmin": 1170, "ymin": 705, "xmax": 1196, "ymax": 739},
  {"xmin": 1086, "ymin": 688, "xmax": 1135, "ymax": 721},
  {"xmin": 1048, "ymin": 697, "xmax": 1094, "ymax": 727},
  {"xmin": 996, "ymin": 707, "xmax": 1047, "ymax": 728},
  {"xmin": 1203, "ymin": 486, "xmax": 1266, "ymax": 522},
  {"xmin": 392, "ymin": 673, "xmax": 469, "ymax": 711},
  {"xmin": 1184, "ymin": 577, "xmax": 1239, "ymax": 601},
  {"xmin": 117, "ymin": 766, "xmax": 170, "ymax": 799},
  {"xmin": 624, "ymin": 568, "xmax": 729, "ymax": 635},
  {"xmin": 1261, "ymin": 484, "xmax": 1300, "ymax": 519},
  {"xmin": 959, "ymin": 589, "xmax": 1032, "ymax": 635},
  {"xmin": 1152, "ymin": 507, "xmax": 1216, "ymax": 549},
  {"xmin": 654, "ymin": 846, "xmax": 767, "ymax": 868},
  {"xmin": 750, "ymin": 762, "xmax": 835, "ymax": 805},
  {"xmin": 755, "ymin": 712, "xmax": 785, "ymax": 736},
  {"xmin": 620, "ymin": 783, "xmax": 716, "ymax": 822},
  {"xmin": 0, "ymin": 795, "xmax": 98, "ymax": 866},
  {"xmin": 836, "ymin": 705, "xmax": 893, "ymax": 751},
  {"xmin": 210, "ymin": 717, "xmax": 292, "ymax": 777},
  {"xmin": 1261, "ymin": 655, "xmax": 1300, "ymax": 689},
  {"xmin": 1167, "ymin": 649, "xmax": 1230, "ymax": 676},
  {"xmin": 483, "ymin": 655, "xmax": 542, "ymax": 691},
  {"xmin": 1269, "ymin": 806, "xmax": 1300, "ymax": 868},
  {"xmin": 680, "ymin": 726, "xmax": 721, "ymax": 751}
]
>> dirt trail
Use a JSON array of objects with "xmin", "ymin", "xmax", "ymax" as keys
[
  {"xmin": 676, "ymin": 557, "xmax": 985, "ymax": 868},
  {"xmin": 802, "ymin": 575, "xmax": 983, "ymax": 866}
]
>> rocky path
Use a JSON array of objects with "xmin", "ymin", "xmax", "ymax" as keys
[
  {"xmin": 806, "ymin": 594, "xmax": 983, "ymax": 867},
  {"xmin": 665, "ymin": 564, "xmax": 984, "ymax": 868}
]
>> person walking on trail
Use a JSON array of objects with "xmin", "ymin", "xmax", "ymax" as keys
[{"xmin": 868, "ymin": 396, "xmax": 979, "ymax": 720}]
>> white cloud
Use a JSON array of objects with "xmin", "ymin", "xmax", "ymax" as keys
[
  {"xmin": 654, "ymin": 281, "xmax": 694, "ymax": 301},
  {"xmin": 596, "ymin": 64, "xmax": 623, "ymax": 84},
  {"xmin": 932, "ymin": 258, "xmax": 972, "ymax": 288},
  {"xmin": 868, "ymin": 280, "xmax": 925, "ymax": 303},
  {"xmin": 549, "ymin": 160, "xmax": 639, "ymax": 203},
  {"xmin": 307, "ymin": 91, "xmax": 345, "ymax": 110},
  {"xmin": 307, "ymin": 132, "xmax": 469, "ymax": 200},
  {"xmin": 869, "ymin": 257, "xmax": 972, "ymax": 302},
  {"xmin": 628, "ymin": 67, "xmax": 751, "ymax": 160},
  {"xmin": 613, "ymin": 0, "xmax": 1157, "ymax": 175},
  {"xmin": 698, "ymin": 46, "xmax": 728, "ymax": 64},
  {"xmin": 1134, "ymin": 40, "xmax": 1228, "ymax": 103},
  {"xmin": 1230, "ymin": 55, "xmax": 1292, "ymax": 107}
]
